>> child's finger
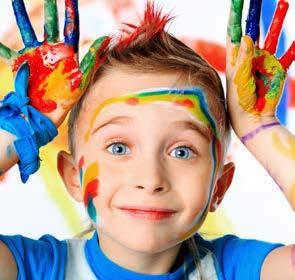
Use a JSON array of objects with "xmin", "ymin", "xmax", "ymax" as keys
[
  {"xmin": 234, "ymin": 35, "xmax": 254, "ymax": 77},
  {"xmin": 0, "ymin": 42, "xmax": 18, "ymax": 62},
  {"xmin": 245, "ymin": 0, "xmax": 263, "ymax": 44},
  {"xmin": 279, "ymin": 41, "xmax": 295, "ymax": 70},
  {"xmin": 264, "ymin": 0, "xmax": 289, "ymax": 55},
  {"xmin": 227, "ymin": 0, "xmax": 244, "ymax": 45},
  {"xmin": 12, "ymin": 0, "xmax": 39, "ymax": 48},
  {"xmin": 64, "ymin": 0, "xmax": 79, "ymax": 53},
  {"xmin": 44, "ymin": 0, "xmax": 59, "ymax": 43},
  {"xmin": 79, "ymin": 36, "xmax": 111, "ymax": 92}
]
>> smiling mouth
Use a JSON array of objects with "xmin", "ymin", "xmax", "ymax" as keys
[{"xmin": 119, "ymin": 207, "xmax": 177, "ymax": 220}]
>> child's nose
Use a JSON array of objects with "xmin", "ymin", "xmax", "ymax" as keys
[{"xmin": 131, "ymin": 157, "xmax": 171, "ymax": 194}]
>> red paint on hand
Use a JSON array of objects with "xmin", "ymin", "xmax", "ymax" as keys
[{"xmin": 12, "ymin": 42, "xmax": 82, "ymax": 113}]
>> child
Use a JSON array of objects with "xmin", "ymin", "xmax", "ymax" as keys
[{"xmin": 0, "ymin": 0, "xmax": 294, "ymax": 279}]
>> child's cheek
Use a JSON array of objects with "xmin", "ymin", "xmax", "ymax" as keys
[{"xmin": 78, "ymin": 156, "xmax": 100, "ymax": 224}]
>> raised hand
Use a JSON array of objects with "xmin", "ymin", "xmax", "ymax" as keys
[
  {"xmin": 0, "ymin": 0, "xmax": 110, "ymax": 127},
  {"xmin": 226, "ymin": 0, "xmax": 295, "ymax": 135}
]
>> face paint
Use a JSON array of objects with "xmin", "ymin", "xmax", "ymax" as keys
[
  {"xmin": 81, "ymin": 161, "xmax": 100, "ymax": 223},
  {"xmin": 86, "ymin": 88, "xmax": 223, "ymax": 240},
  {"xmin": 78, "ymin": 156, "xmax": 84, "ymax": 185}
]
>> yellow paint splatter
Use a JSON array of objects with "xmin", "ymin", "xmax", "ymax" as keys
[
  {"xmin": 83, "ymin": 162, "xmax": 99, "ymax": 190},
  {"xmin": 41, "ymin": 60, "xmax": 80, "ymax": 110},
  {"xmin": 85, "ymin": 92, "xmax": 215, "ymax": 142},
  {"xmin": 272, "ymin": 132, "xmax": 295, "ymax": 159}
]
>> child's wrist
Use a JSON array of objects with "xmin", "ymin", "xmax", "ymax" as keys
[
  {"xmin": 232, "ymin": 115, "xmax": 279, "ymax": 141},
  {"xmin": 0, "ymin": 87, "xmax": 58, "ymax": 183}
]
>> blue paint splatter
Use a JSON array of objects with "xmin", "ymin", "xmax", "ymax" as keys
[{"xmin": 6, "ymin": 145, "xmax": 13, "ymax": 159}]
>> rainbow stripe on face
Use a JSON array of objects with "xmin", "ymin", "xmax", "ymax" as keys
[
  {"xmin": 86, "ymin": 87, "xmax": 223, "ymax": 237},
  {"xmin": 78, "ymin": 157, "xmax": 99, "ymax": 223}
]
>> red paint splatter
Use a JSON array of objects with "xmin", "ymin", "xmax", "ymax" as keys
[
  {"xmin": 126, "ymin": 97, "xmax": 139, "ymax": 105},
  {"xmin": 12, "ymin": 42, "xmax": 81, "ymax": 113},
  {"xmin": 116, "ymin": 2, "xmax": 172, "ymax": 50},
  {"xmin": 174, "ymin": 99, "xmax": 194, "ymax": 108},
  {"xmin": 83, "ymin": 179, "xmax": 99, "ymax": 206},
  {"xmin": 78, "ymin": 156, "xmax": 84, "ymax": 169},
  {"xmin": 252, "ymin": 55, "xmax": 270, "ymax": 112}
]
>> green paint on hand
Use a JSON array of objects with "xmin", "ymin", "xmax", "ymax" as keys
[
  {"xmin": 79, "ymin": 36, "xmax": 108, "ymax": 90},
  {"xmin": 0, "ymin": 43, "xmax": 17, "ymax": 60},
  {"xmin": 44, "ymin": 0, "xmax": 59, "ymax": 42},
  {"xmin": 228, "ymin": 0, "xmax": 244, "ymax": 44}
]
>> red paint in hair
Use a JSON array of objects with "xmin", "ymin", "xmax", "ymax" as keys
[{"xmin": 116, "ymin": 2, "xmax": 173, "ymax": 50}]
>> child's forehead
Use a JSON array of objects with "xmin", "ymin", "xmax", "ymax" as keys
[{"xmin": 79, "ymin": 86, "xmax": 220, "ymax": 143}]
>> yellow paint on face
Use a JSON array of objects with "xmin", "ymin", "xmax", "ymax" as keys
[
  {"xmin": 272, "ymin": 132, "xmax": 295, "ymax": 159},
  {"xmin": 83, "ymin": 162, "xmax": 99, "ymax": 190},
  {"xmin": 85, "ymin": 91, "xmax": 218, "ymax": 142}
]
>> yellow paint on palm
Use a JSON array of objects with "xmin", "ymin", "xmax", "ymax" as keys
[
  {"xmin": 41, "ymin": 60, "xmax": 80, "ymax": 110},
  {"xmin": 85, "ymin": 91, "xmax": 214, "ymax": 142},
  {"xmin": 233, "ymin": 38, "xmax": 257, "ymax": 114},
  {"xmin": 83, "ymin": 162, "xmax": 99, "ymax": 190},
  {"xmin": 272, "ymin": 132, "xmax": 295, "ymax": 159},
  {"xmin": 231, "ymin": 45, "xmax": 239, "ymax": 66}
]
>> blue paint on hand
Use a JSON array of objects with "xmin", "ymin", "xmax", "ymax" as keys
[{"xmin": 246, "ymin": 0, "xmax": 263, "ymax": 42}]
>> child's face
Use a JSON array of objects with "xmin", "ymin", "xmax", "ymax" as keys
[{"xmin": 59, "ymin": 68, "xmax": 234, "ymax": 253}]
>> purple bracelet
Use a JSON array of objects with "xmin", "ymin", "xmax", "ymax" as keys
[{"xmin": 241, "ymin": 121, "xmax": 281, "ymax": 144}]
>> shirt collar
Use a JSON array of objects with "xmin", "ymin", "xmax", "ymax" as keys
[{"xmin": 85, "ymin": 231, "xmax": 194, "ymax": 280}]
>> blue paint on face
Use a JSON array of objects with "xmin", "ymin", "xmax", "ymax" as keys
[{"xmin": 87, "ymin": 199, "xmax": 97, "ymax": 223}]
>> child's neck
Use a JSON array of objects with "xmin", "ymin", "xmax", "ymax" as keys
[{"xmin": 98, "ymin": 230, "xmax": 183, "ymax": 274}]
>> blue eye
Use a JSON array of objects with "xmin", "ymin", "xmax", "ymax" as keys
[
  {"xmin": 171, "ymin": 146, "xmax": 194, "ymax": 159},
  {"xmin": 107, "ymin": 142, "xmax": 130, "ymax": 155}
]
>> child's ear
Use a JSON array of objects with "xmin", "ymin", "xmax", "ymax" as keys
[
  {"xmin": 209, "ymin": 162, "xmax": 235, "ymax": 212},
  {"xmin": 57, "ymin": 151, "xmax": 83, "ymax": 202}
]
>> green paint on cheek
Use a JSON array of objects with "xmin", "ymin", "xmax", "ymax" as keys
[{"xmin": 228, "ymin": 0, "xmax": 244, "ymax": 43}]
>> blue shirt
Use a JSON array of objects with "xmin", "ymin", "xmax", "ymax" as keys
[{"xmin": 0, "ymin": 232, "xmax": 283, "ymax": 279}]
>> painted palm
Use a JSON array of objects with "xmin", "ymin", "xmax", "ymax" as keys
[
  {"xmin": 227, "ymin": 0, "xmax": 295, "ymax": 116},
  {"xmin": 0, "ymin": 0, "xmax": 110, "ymax": 126}
]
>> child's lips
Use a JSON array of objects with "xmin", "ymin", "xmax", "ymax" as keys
[{"xmin": 119, "ymin": 206, "xmax": 177, "ymax": 220}]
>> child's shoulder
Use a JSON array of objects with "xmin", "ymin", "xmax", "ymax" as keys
[{"xmin": 193, "ymin": 233, "xmax": 283, "ymax": 279}]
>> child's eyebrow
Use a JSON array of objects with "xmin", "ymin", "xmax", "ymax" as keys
[
  {"xmin": 91, "ymin": 116, "xmax": 132, "ymax": 135},
  {"xmin": 171, "ymin": 120, "xmax": 210, "ymax": 140}
]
